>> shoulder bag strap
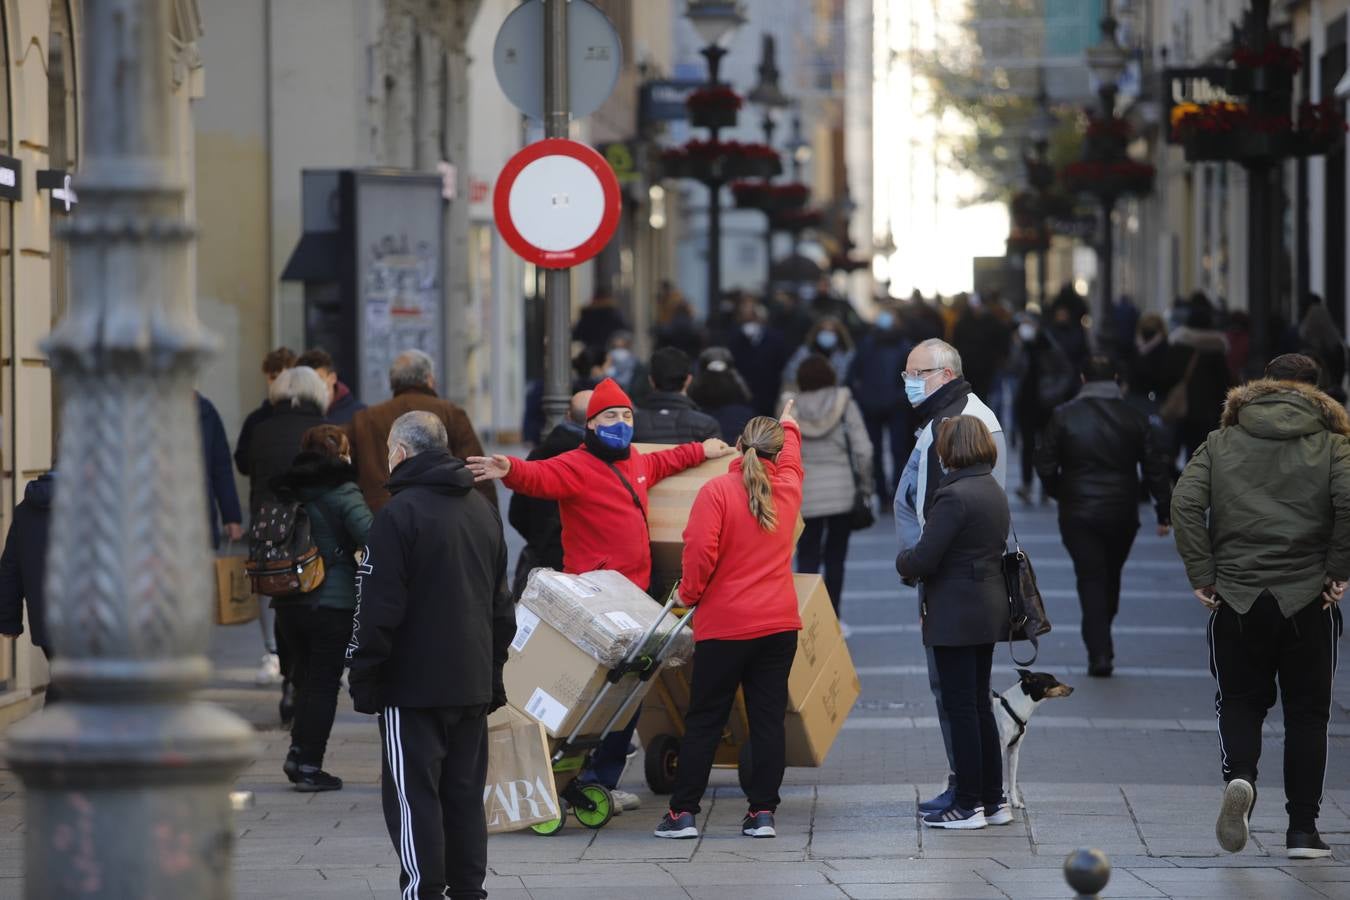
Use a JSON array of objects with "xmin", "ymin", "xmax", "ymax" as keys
[{"xmin": 603, "ymin": 460, "xmax": 651, "ymax": 540}]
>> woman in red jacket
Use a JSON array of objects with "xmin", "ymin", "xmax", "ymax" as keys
[{"xmin": 654, "ymin": 401, "xmax": 803, "ymax": 841}]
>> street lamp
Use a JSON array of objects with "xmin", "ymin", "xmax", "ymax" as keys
[
  {"xmin": 749, "ymin": 33, "xmax": 791, "ymax": 297},
  {"xmin": 1028, "ymin": 72, "xmax": 1057, "ymax": 307},
  {"xmin": 686, "ymin": 0, "xmax": 745, "ymax": 314},
  {"xmin": 1084, "ymin": 5, "xmax": 1129, "ymax": 325}
]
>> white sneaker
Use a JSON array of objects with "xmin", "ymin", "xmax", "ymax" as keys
[
  {"xmin": 840, "ymin": 621, "xmax": 853, "ymax": 640},
  {"xmin": 255, "ymin": 653, "xmax": 282, "ymax": 686},
  {"xmin": 611, "ymin": 789, "xmax": 641, "ymax": 812},
  {"xmin": 1216, "ymin": 778, "xmax": 1255, "ymax": 853}
]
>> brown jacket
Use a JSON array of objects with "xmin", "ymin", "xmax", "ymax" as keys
[{"xmin": 347, "ymin": 386, "xmax": 497, "ymax": 513}]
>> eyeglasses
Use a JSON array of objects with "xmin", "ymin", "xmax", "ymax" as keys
[{"xmin": 904, "ymin": 367, "xmax": 943, "ymax": 380}]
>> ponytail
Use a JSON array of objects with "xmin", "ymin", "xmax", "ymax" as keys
[{"xmin": 739, "ymin": 416, "xmax": 786, "ymax": 531}]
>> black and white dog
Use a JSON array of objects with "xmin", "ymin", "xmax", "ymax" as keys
[{"xmin": 994, "ymin": 669, "xmax": 1074, "ymax": 809}]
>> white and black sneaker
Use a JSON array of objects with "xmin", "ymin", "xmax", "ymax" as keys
[
  {"xmin": 654, "ymin": 810, "xmax": 699, "ymax": 839},
  {"xmin": 923, "ymin": 804, "xmax": 987, "ymax": 830},
  {"xmin": 1216, "ymin": 778, "xmax": 1255, "ymax": 853},
  {"xmin": 742, "ymin": 810, "xmax": 776, "ymax": 838},
  {"xmin": 984, "ymin": 800, "xmax": 1014, "ymax": 826},
  {"xmin": 1287, "ymin": 830, "xmax": 1333, "ymax": 860}
]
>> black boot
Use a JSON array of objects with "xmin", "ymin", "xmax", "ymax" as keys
[
  {"xmin": 283, "ymin": 745, "xmax": 301, "ymax": 784},
  {"xmin": 294, "ymin": 765, "xmax": 342, "ymax": 793},
  {"xmin": 279, "ymin": 680, "xmax": 296, "ymax": 727}
]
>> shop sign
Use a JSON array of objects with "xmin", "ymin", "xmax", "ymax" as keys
[
  {"xmin": 37, "ymin": 169, "xmax": 76, "ymax": 212},
  {"xmin": 0, "ymin": 156, "xmax": 21, "ymax": 201},
  {"xmin": 1163, "ymin": 67, "xmax": 1238, "ymax": 142}
]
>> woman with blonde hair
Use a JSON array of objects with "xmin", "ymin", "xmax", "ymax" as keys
[{"xmin": 654, "ymin": 402, "xmax": 804, "ymax": 842}]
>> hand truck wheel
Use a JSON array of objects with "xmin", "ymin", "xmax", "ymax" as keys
[
  {"xmin": 531, "ymin": 810, "xmax": 567, "ymax": 836},
  {"xmin": 572, "ymin": 783, "xmax": 615, "ymax": 829},
  {"xmin": 644, "ymin": 733, "xmax": 680, "ymax": 794}
]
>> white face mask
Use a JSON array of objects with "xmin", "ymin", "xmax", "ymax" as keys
[
  {"xmin": 1018, "ymin": 323, "xmax": 1036, "ymax": 342},
  {"xmin": 387, "ymin": 445, "xmax": 405, "ymax": 474}
]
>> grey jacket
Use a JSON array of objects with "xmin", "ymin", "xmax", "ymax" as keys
[
  {"xmin": 896, "ymin": 464, "xmax": 1011, "ymax": 647},
  {"xmin": 789, "ymin": 386, "xmax": 874, "ymax": 519}
]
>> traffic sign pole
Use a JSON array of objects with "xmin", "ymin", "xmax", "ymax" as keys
[{"xmin": 543, "ymin": 0, "xmax": 572, "ymax": 432}]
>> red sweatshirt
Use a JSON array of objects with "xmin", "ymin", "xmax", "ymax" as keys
[
  {"xmin": 503, "ymin": 442, "xmax": 707, "ymax": 589},
  {"xmin": 679, "ymin": 421, "xmax": 804, "ymax": 641}
]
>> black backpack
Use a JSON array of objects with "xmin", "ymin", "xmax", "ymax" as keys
[{"xmin": 245, "ymin": 500, "xmax": 326, "ymax": 598}]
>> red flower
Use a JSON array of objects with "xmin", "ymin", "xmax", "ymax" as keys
[
  {"xmin": 1232, "ymin": 42, "xmax": 1302, "ymax": 73},
  {"xmin": 686, "ymin": 86, "xmax": 743, "ymax": 111}
]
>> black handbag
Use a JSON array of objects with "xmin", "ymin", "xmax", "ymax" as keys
[
  {"xmin": 1003, "ymin": 529, "xmax": 1051, "ymax": 666},
  {"xmin": 840, "ymin": 414, "xmax": 875, "ymax": 531}
]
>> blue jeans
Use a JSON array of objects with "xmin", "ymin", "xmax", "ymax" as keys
[{"xmin": 578, "ymin": 713, "xmax": 639, "ymax": 789}]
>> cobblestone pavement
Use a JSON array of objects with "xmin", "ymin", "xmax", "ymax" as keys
[{"xmin": 3, "ymin": 470, "xmax": 1350, "ymax": 898}]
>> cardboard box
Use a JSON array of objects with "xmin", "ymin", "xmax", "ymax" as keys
[
  {"xmin": 504, "ymin": 605, "xmax": 655, "ymax": 740},
  {"xmin": 484, "ymin": 706, "xmax": 561, "ymax": 834},
  {"xmin": 637, "ymin": 441, "xmax": 804, "ymax": 600},
  {"xmin": 784, "ymin": 637, "xmax": 860, "ymax": 767},
  {"xmin": 789, "ymin": 574, "xmax": 841, "ymax": 710}
]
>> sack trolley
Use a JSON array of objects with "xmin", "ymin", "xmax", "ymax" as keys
[{"xmin": 530, "ymin": 595, "xmax": 695, "ymax": 835}]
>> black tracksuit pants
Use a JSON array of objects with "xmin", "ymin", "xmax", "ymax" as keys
[
  {"xmin": 1060, "ymin": 517, "xmax": 1138, "ymax": 662},
  {"xmin": 275, "ymin": 605, "xmax": 353, "ymax": 766},
  {"xmin": 670, "ymin": 631, "xmax": 797, "ymax": 816},
  {"xmin": 1208, "ymin": 592, "xmax": 1341, "ymax": 831},
  {"xmin": 379, "ymin": 706, "xmax": 489, "ymax": 900},
  {"xmin": 932, "ymin": 643, "xmax": 1004, "ymax": 812}
]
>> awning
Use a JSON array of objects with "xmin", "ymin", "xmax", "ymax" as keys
[{"xmin": 280, "ymin": 232, "xmax": 340, "ymax": 282}]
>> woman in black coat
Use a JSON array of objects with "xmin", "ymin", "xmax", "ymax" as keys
[{"xmin": 897, "ymin": 415, "xmax": 1011, "ymax": 830}]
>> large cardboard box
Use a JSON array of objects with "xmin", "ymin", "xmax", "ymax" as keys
[
  {"xmin": 637, "ymin": 442, "xmax": 804, "ymax": 600},
  {"xmin": 504, "ymin": 605, "xmax": 655, "ymax": 740},
  {"xmin": 788, "ymin": 574, "xmax": 841, "ymax": 710},
  {"xmin": 784, "ymin": 637, "xmax": 860, "ymax": 767},
  {"xmin": 484, "ymin": 706, "xmax": 561, "ymax": 834}
]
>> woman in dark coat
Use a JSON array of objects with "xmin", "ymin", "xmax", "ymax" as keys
[
  {"xmin": 272, "ymin": 425, "xmax": 373, "ymax": 792},
  {"xmin": 689, "ymin": 347, "xmax": 757, "ymax": 445},
  {"xmin": 897, "ymin": 415, "xmax": 1011, "ymax": 830}
]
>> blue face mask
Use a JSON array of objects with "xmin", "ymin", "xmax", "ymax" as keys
[
  {"xmin": 595, "ymin": 421, "xmax": 634, "ymax": 450},
  {"xmin": 816, "ymin": 330, "xmax": 839, "ymax": 350},
  {"xmin": 904, "ymin": 376, "xmax": 929, "ymax": 407},
  {"xmin": 876, "ymin": 312, "xmax": 895, "ymax": 330}
]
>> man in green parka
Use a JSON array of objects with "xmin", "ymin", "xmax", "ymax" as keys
[{"xmin": 1173, "ymin": 353, "xmax": 1350, "ymax": 861}]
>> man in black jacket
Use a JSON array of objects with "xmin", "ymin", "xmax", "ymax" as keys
[
  {"xmin": 633, "ymin": 347, "xmax": 721, "ymax": 444},
  {"xmin": 507, "ymin": 390, "xmax": 589, "ymax": 596},
  {"xmin": 1035, "ymin": 356, "xmax": 1172, "ymax": 677},
  {"xmin": 347, "ymin": 410, "xmax": 512, "ymax": 900},
  {"xmin": 0, "ymin": 472, "xmax": 53, "ymax": 661}
]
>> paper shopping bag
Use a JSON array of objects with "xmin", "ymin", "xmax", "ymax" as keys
[
  {"xmin": 483, "ymin": 706, "xmax": 560, "ymax": 834},
  {"xmin": 215, "ymin": 555, "xmax": 259, "ymax": 626}
]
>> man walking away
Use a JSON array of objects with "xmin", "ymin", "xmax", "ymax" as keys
[
  {"xmin": 1172, "ymin": 353, "xmax": 1350, "ymax": 860},
  {"xmin": 296, "ymin": 348, "xmax": 366, "ymax": 425},
  {"xmin": 634, "ymin": 347, "xmax": 722, "ymax": 444},
  {"xmin": 347, "ymin": 350, "xmax": 495, "ymax": 514},
  {"xmin": 1035, "ymin": 356, "xmax": 1171, "ymax": 677},
  {"xmin": 347, "ymin": 411, "xmax": 513, "ymax": 900},
  {"xmin": 0, "ymin": 471, "xmax": 55, "ymax": 698},
  {"xmin": 507, "ymin": 390, "xmax": 590, "ymax": 596}
]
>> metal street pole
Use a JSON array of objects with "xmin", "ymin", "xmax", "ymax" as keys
[
  {"xmin": 543, "ymin": 0, "xmax": 571, "ymax": 431},
  {"xmin": 1101, "ymin": 195, "xmax": 1116, "ymax": 326},
  {"xmin": 703, "ymin": 43, "xmax": 728, "ymax": 319},
  {"xmin": 1245, "ymin": 0, "xmax": 1274, "ymax": 377},
  {"xmin": 762, "ymin": 110, "xmax": 776, "ymax": 299},
  {"xmin": 5, "ymin": 0, "xmax": 256, "ymax": 896}
]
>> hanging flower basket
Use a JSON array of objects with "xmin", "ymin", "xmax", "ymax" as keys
[
  {"xmin": 1007, "ymin": 225, "xmax": 1050, "ymax": 255},
  {"xmin": 770, "ymin": 208, "xmax": 823, "ymax": 232},
  {"xmin": 1173, "ymin": 100, "xmax": 1344, "ymax": 162},
  {"xmin": 1060, "ymin": 160, "xmax": 1155, "ymax": 198},
  {"xmin": 731, "ymin": 180, "xmax": 809, "ymax": 212},
  {"xmin": 686, "ymin": 86, "xmax": 742, "ymax": 130},
  {"xmin": 1292, "ymin": 101, "xmax": 1349, "ymax": 157},
  {"xmin": 660, "ymin": 141, "xmax": 782, "ymax": 183}
]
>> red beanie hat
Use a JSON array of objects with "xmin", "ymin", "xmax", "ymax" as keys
[{"xmin": 586, "ymin": 378, "xmax": 634, "ymax": 420}]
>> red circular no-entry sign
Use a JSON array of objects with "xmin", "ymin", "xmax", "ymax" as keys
[{"xmin": 493, "ymin": 138, "xmax": 622, "ymax": 269}]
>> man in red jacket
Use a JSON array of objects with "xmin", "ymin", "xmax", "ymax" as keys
[{"xmin": 469, "ymin": 377, "xmax": 732, "ymax": 810}]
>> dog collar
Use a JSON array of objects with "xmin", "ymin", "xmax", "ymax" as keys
[{"xmin": 997, "ymin": 692, "xmax": 1028, "ymax": 747}]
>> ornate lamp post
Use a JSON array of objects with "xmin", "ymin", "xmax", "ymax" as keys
[
  {"xmin": 1028, "ymin": 77, "xmax": 1058, "ymax": 308},
  {"xmin": 748, "ymin": 33, "xmax": 791, "ymax": 297},
  {"xmin": 4, "ymin": 0, "xmax": 256, "ymax": 896},
  {"xmin": 686, "ymin": 0, "xmax": 747, "ymax": 310},
  {"xmin": 1083, "ymin": 5, "xmax": 1131, "ymax": 325}
]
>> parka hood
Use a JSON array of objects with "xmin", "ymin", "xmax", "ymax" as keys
[
  {"xmin": 1221, "ymin": 379, "xmax": 1350, "ymax": 440},
  {"xmin": 386, "ymin": 447, "xmax": 475, "ymax": 496},
  {"xmin": 793, "ymin": 386, "xmax": 851, "ymax": 438},
  {"xmin": 274, "ymin": 452, "xmax": 359, "ymax": 498},
  {"xmin": 23, "ymin": 472, "xmax": 54, "ymax": 508}
]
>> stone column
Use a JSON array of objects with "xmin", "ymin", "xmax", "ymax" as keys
[{"xmin": 4, "ymin": 0, "xmax": 256, "ymax": 896}]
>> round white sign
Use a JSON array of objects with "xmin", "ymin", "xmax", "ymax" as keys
[{"xmin": 507, "ymin": 155, "xmax": 607, "ymax": 253}]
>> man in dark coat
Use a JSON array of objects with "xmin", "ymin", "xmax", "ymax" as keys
[
  {"xmin": 1035, "ymin": 356, "xmax": 1172, "ymax": 677},
  {"xmin": 198, "ymin": 392, "xmax": 244, "ymax": 549},
  {"xmin": 951, "ymin": 298, "xmax": 1011, "ymax": 402},
  {"xmin": 727, "ymin": 310, "xmax": 791, "ymax": 417},
  {"xmin": 507, "ymin": 390, "xmax": 589, "ymax": 596},
  {"xmin": 347, "ymin": 411, "xmax": 513, "ymax": 900},
  {"xmin": 297, "ymin": 348, "xmax": 367, "ymax": 425},
  {"xmin": 572, "ymin": 287, "xmax": 628, "ymax": 360},
  {"xmin": 633, "ymin": 347, "xmax": 722, "ymax": 444},
  {"xmin": 347, "ymin": 349, "xmax": 495, "ymax": 514},
  {"xmin": 848, "ymin": 309, "xmax": 915, "ymax": 500},
  {"xmin": 235, "ymin": 346, "xmax": 297, "ymax": 475},
  {"xmin": 0, "ymin": 472, "xmax": 54, "ymax": 660}
]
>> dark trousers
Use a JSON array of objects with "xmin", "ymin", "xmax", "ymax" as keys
[
  {"xmin": 379, "ymin": 706, "xmax": 489, "ymax": 900},
  {"xmin": 1059, "ymin": 518, "xmax": 1138, "ymax": 662},
  {"xmin": 1018, "ymin": 417, "xmax": 1041, "ymax": 492},
  {"xmin": 925, "ymin": 643, "xmax": 956, "ymax": 773},
  {"xmin": 798, "ymin": 513, "xmax": 853, "ymax": 615},
  {"xmin": 579, "ymin": 713, "xmax": 639, "ymax": 789},
  {"xmin": 864, "ymin": 411, "xmax": 915, "ymax": 501},
  {"xmin": 671, "ymin": 632, "xmax": 797, "ymax": 816},
  {"xmin": 1208, "ymin": 593, "xmax": 1341, "ymax": 831},
  {"xmin": 931, "ymin": 644, "xmax": 1003, "ymax": 811},
  {"xmin": 275, "ymin": 605, "xmax": 353, "ymax": 766}
]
